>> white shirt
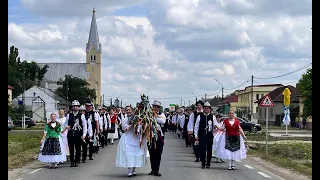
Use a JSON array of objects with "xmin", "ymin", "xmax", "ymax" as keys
[
  {"xmin": 194, "ymin": 113, "xmax": 216, "ymax": 139},
  {"xmin": 64, "ymin": 112, "xmax": 91, "ymax": 137},
  {"xmin": 177, "ymin": 114, "xmax": 185, "ymax": 129},
  {"xmin": 155, "ymin": 112, "xmax": 166, "ymax": 136},
  {"xmin": 187, "ymin": 110, "xmax": 203, "ymax": 132},
  {"xmin": 172, "ymin": 115, "xmax": 177, "ymax": 124}
]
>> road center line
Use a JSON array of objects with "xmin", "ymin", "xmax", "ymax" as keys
[
  {"xmin": 28, "ymin": 168, "xmax": 42, "ymax": 174},
  {"xmin": 244, "ymin": 164, "xmax": 254, "ymax": 169},
  {"xmin": 258, "ymin": 172, "xmax": 272, "ymax": 178}
]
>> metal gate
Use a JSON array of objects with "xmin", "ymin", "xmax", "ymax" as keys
[{"xmin": 32, "ymin": 96, "xmax": 46, "ymax": 122}]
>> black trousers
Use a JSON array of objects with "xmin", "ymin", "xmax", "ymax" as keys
[
  {"xmin": 148, "ymin": 137, "xmax": 164, "ymax": 172},
  {"xmin": 101, "ymin": 130, "xmax": 108, "ymax": 147},
  {"xmin": 67, "ymin": 131, "xmax": 82, "ymax": 163},
  {"xmin": 199, "ymin": 133, "xmax": 213, "ymax": 166},
  {"xmin": 183, "ymin": 131, "xmax": 191, "ymax": 146},
  {"xmin": 82, "ymin": 135, "xmax": 93, "ymax": 160}
]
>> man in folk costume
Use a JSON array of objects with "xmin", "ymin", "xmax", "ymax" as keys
[
  {"xmin": 183, "ymin": 107, "xmax": 192, "ymax": 147},
  {"xmin": 194, "ymin": 102, "xmax": 215, "ymax": 169},
  {"xmin": 171, "ymin": 112, "xmax": 177, "ymax": 133},
  {"xmin": 82, "ymin": 101, "xmax": 99, "ymax": 162},
  {"xmin": 93, "ymin": 106, "xmax": 101, "ymax": 153},
  {"xmin": 148, "ymin": 100, "xmax": 166, "ymax": 177},
  {"xmin": 188, "ymin": 100, "xmax": 204, "ymax": 162},
  {"xmin": 99, "ymin": 106, "xmax": 110, "ymax": 148},
  {"xmin": 63, "ymin": 100, "xmax": 90, "ymax": 167},
  {"xmin": 177, "ymin": 108, "xmax": 185, "ymax": 138}
]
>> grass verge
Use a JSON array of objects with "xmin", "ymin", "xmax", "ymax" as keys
[
  {"xmin": 8, "ymin": 131, "xmax": 43, "ymax": 170},
  {"xmin": 246, "ymin": 131, "xmax": 312, "ymax": 141},
  {"xmin": 248, "ymin": 143, "xmax": 312, "ymax": 178},
  {"xmin": 260, "ymin": 125, "xmax": 299, "ymax": 130}
]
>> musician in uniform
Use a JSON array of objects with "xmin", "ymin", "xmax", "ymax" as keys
[
  {"xmin": 183, "ymin": 107, "xmax": 192, "ymax": 147},
  {"xmin": 63, "ymin": 100, "xmax": 90, "ymax": 167},
  {"xmin": 100, "ymin": 106, "xmax": 110, "ymax": 148},
  {"xmin": 194, "ymin": 102, "xmax": 216, "ymax": 169},
  {"xmin": 148, "ymin": 100, "xmax": 166, "ymax": 177}
]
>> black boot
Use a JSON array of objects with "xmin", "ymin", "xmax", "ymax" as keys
[
  {"xmin": 154, "ymin": 171, "xmax": 161, "ymax": 176},
  {"xmin": 70, "ymin": 162, "xmax": 74, "ymax": 167},
  {"xmin": 195, "ymin": 158, "xmax": 199, "ymax": 162},
  {"xmin": 148, "ymin": 170, "xmax": 154, "ymax": 175}
]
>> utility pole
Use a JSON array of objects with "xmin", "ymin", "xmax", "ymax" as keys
[
  {"xmin": 189, "ymin": 100, "xmax": 190, "ymax": 106},
  {"xmin": 184, "ymin": 101, "xmax": 185, "ymax": 107},
  {"xmin": 196, "ymin": 97, "xmax": 197, "ymax": 103},
  {"xmin": 102, "ymin": 94, "xmax": 104, "ymax": 106},
  {"xmin": 110, "ymin": 98, "xmax": 112, "ymax": 106},
  {"xmin": 66, "ymin": 79, "xmax": 68, "ymax": 102},
  {"xmin": 222, "ymin": 87, "xmax": 224, "ymax": 98},
  {"xmin": 205, "ymin": 93, "xmax": 207, "ymax": 101},
  {"xmin": 251, "ymin": 75, "xmax": 254, "ymax": 121},
  {"xmin": 121, "ymin": 99, "xmax": 122, "ymax": 107},
  {"xmin": 180, "ymin": 99, "xmax": 182, "ymax": 106}
]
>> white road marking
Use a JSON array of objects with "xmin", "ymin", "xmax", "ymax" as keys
[
  {"xmin": 244, "ymin": 164, "xmax": 254, "ymax": 169},
  {"xmin": 258, "ymin": 172, "xmax": 272, "ymax": 178},
  {"xmin": 16, "ymin": 178, "xmax": 23, "ymax": 180},
  {"xmin": 235, "ymin": 160, "xmax": 241, "ymax": 162},
  {"xmin": 28, "ymin": 168, "xmax": 42, "ymax": 174}
]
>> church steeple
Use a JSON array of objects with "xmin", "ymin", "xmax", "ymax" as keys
[{"xmin": 86, "ymin": 8, "xmax": 101, "ymax": 53}]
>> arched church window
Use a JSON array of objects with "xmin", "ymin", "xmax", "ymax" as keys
[
  {"xmin": 94, "ymin": 55, "xmax": 96, "ymax": 60},
  {"xmin": 91, "ymin": 55, "xmax": 93, "ymax": 61}
]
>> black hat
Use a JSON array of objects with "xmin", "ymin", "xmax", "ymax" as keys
[
  {"xmin": 196, "ymin": 100, "xmax": 204, "ymax": 106},
  {"xmin": 85, "ymin": 100, "xmax": 92, "ymax": 106},
  {"xmin": 186, "ymin": 107, "xmax": 192, "ymax": 110}
]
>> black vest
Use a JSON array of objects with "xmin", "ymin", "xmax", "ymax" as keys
[
  {"xmin": 85, "ymin": 110, "xmax": 96, "ymax": 133},
  {"xmin": 183, "ymin": 114, "xmax": 189, "ymax": 131},
  {"xmin": 100, "ymin": 113, "xmax": 106, "ymax": 129},
  {"xmin": 67, "ymin": 112, "xmax": 83, "ymax": 137},
  {"xmin": 197, "ymin": 113, "xmax": 213, "ymax": 138}
]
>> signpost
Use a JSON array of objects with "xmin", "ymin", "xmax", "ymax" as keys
[{"xmin": 259, "ymin": 94, "xmax": 275, "ymax": 155}]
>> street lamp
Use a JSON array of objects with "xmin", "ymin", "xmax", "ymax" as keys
[{"xmin": 215, "ymin": 79, "xmax": 224, "ymax": 98}]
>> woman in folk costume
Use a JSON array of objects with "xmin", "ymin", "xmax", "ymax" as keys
[
  {"xmin": 57, "ymin": 109, "xmax": 70, "ymax": 161},
  {"xmin": 115, "ymin": 106, "xmax": 147, "ymax": 177},
  {"xmin": 107, "ymin": 107, "xmax": 119, "ymax": 144},
  {"xmin": 216, "ymin": 110, "xmax": 247, "ymax": 170},
  {"xmin": 176, "ymin": 108, "xmax": 185, "ymax": 138},
  {"xmin": 212, "ymin": 114, "xmax": 224, "ymax": 162},
  {"xmin": 38, "ymin": 113, "xmax": 67, "ymax": 168}
]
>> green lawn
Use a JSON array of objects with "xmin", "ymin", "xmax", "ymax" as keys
[
  {"xmin": 8, "ymin": 131, "xmax": 43, "ymax": 169},
  {"xmin": 248, "ymin": 143, "xmax": 312, "ymax": 178},
  {"xmin": 246, "ymin": 131, "xmax": 312, "ymax": 141}
]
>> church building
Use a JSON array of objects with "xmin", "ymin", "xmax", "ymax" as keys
[{"xmin": 38, "ymin": 8, "xmax": 102, "ymax": 104}]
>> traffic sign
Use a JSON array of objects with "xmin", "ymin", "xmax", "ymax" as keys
[{"xmin": 259, "ymin": 94, "xmax": 274, "ymax": 107}]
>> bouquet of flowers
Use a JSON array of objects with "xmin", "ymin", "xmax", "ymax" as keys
[{"xmin": 128, "ymin": 94, "xmax": 160, "ymax": 148}]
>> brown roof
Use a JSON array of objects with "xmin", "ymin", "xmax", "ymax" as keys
[
  {"xmin": 8, "ymin": 85, "xmax": 14, "ymax": 89},
  {"xmin": 256, "ymin": 85, "xmax": 300, "ymax": 104},
  {"xmin": 219, "ymin": 95, "xmax": 238, "ymax": 105}
]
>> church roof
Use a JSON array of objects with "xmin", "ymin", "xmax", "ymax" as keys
[
  {"xmin": 86, "ymin": 8, "xmax": 101, "ymax": 53},
  {"xmin": 38, "ymin": 63, "xmax": 90, "ymax": 82}
]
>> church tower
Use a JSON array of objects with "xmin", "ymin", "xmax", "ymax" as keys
[{"xmin": 86, "ymin": 8, "xmax": 102, "ymax": 105}]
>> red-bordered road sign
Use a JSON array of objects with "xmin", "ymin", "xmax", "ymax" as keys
[{"xmin": 259, "ymin": 94, "xmax": 275, "ymax": 107}]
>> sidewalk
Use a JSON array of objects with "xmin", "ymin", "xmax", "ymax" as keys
[{"xmin": 269, "ymin": 132, "xmax": 312, "ymax": 137}]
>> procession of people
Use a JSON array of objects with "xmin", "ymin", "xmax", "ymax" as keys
[{"xmin": 37, "ymin": 97, "xmax": 248, "ymax": 177}]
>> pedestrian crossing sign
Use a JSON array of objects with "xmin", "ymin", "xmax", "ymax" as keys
[{"xmin": 259, "ymin": 94, "xmax": 274, "ymax": 107}]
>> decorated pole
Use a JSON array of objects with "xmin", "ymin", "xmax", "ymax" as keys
[{"xmin": 282, "ymin": 88, "xmax": 291, "ymax": 136}]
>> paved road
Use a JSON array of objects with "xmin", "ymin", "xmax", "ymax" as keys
[{"xmin": 12, "ymin": 132, "xmax": 283, "ymax": 180}]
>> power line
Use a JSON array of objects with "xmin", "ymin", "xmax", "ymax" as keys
[
  {"xmin": 103, "ymin": 91, "xmax": 222, "ymax": 100},
  {"xmin": 224, "ymin": 78, "xmax": 251, "ymax": 90},
  {"xmin": 253, "ymin": 63, "xmax": 312, "ymax": 79}
]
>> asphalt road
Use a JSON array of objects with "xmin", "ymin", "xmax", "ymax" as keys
[{"xmin": 13, "ymin": 132, "xmax": 283, "ymax": 180}]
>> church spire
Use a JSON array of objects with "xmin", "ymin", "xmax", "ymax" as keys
[{"xmin": 86, "ymin": 8, "xmax": 101, "ymax": 53}]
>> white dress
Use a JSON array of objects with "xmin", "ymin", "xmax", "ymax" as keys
[
  {"xmin": 108, "ymin": 114, "xmax": 119, "ymax": 139},
  {"xmin": 115, "ymin": 116, "xmax": 147, "ymax": 167},
  {"xmin": 57, "ymin": 117, "xmax": 69, "ymax": 156},
  {"xmin": 38, "ymin": 123, "xmax": 67, "ymax": 163},
  {"xmin": 216, "ymin": 120, "xmax": 246, "ymax": 160}
]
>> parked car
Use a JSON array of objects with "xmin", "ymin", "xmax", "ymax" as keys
[
  {"xmin": 14, "ymin": 116, "xmax": 36, "ymax": 128},
  {"xmin": 221, "ymin": 116, "xmax": 261, "ymax": 133},
  {"xmin": 8, "ymin": 117, "xmax": 14, "ymax": 131}
]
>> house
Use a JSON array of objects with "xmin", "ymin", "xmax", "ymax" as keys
[
  {"xmin": 255, "ymin": 85, "xmax": 300, "ymax": 126},
  {"xmin": 216, "ymin": 95, "xmax": 238, "ymax": 115},
  {"xmin": 236, "ymin": 84, "xmax": 283, "ymax": 123},
  {"xmin": 37, "ymin": 9, "xmax": 102, "ymax": 105},
  {"xmin": 12, "ymin": 86, "xmax": 69, "ymax": 122},
  {"xmin": 8, "ymin": 85, "xmax": 14, "ymax": 104}
]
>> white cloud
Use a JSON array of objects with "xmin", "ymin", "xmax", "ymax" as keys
[{"xmin": 8, "ymin": 0, "xmax": 311, "ymax": 107}]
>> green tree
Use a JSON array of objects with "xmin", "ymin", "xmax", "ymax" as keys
[
  {"xmin": 297, "ymin": 68, "xmax": 312, "ymax": 118},
  {"xmin": 56, "ymin": 75, "xmax": 96, "ymax": 105},
  {"xmin": 8, "ymin": 46, "xmax": 49, "ymax": 98}
]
